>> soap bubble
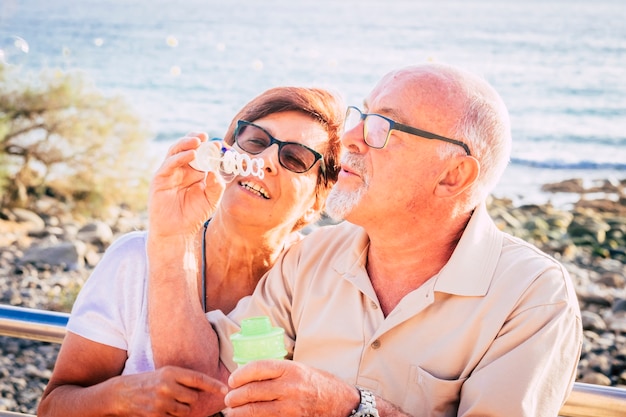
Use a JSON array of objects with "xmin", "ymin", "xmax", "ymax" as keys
[
  {"xmin": 12, "ymin": 36, "xmax": 29, "ymax": 53},
  {"xmin": 251, "ymin": 59, "xmax": 263, "ymax": 71},
  {"xmin": 0, "ymin": 35, "xmax": 30, "ymax": 65},
  {"xmin": 166, "ymin": 36, "xmax": 178, "ymax": 47}
]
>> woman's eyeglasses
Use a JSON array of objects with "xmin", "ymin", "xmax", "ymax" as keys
[
  {"xmin": 234, "ymin": 120, "xmax": 326, "ymax": 176},
  {"xmin": 344, "ymin": 106, "xmax": 471, "ymax": 155}
]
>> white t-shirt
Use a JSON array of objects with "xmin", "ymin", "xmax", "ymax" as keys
[{"xmin": 66, "ymin": 231, "xmax": 155, "ymax": 374}]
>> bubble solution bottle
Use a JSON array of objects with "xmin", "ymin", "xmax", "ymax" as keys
[
  {"xmin": 189, "ymin": 139, "xmax": 265, "ymax": 182},
  {"xmin": 230, "ymin": 316, "xmax": 287, "ymax": 366}
]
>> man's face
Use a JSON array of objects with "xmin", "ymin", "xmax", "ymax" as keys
[
  {"xmin": 326, "ymin": 68, "xmax": 454, "ymax": 225},
  {"xmin": 325, "ymin": 150, "xmax": 370, "ymax": 221}
]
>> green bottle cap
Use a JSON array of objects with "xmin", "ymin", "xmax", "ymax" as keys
[{"xmin": 230, "ymin": 316, "xmax": 287, "ymax": 366}]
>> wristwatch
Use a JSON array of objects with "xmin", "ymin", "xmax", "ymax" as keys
[{"xmin": 349, "ymin": 386, "xmax": 379, "ymax": 417}]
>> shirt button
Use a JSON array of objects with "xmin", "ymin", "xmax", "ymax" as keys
[
  {"xmin": 371, "ymin": 301, "xmax": 378, "ymax": 309},
  {"xmin": 371, "ymin": 339, "xmax": 381, "ymax": 349}
]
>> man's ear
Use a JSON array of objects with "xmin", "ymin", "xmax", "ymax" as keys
[{"xmin": 434, "ymin": 156, "xmax": 480, "ymax": 197}]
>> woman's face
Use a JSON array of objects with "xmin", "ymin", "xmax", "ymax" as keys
[{"xmin": 219, "ymin": 110, "xmax": 328, "ymax": 232}]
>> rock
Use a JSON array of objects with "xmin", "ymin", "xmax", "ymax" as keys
[
  {"xmin": 492, "ymin": 207, "xmax": 524, "ymax": 230},
  {"xmin": 542, "ymin": 178, "xmax": 585, "ymax": 193},
  {"xmin": 84, "ymin": 247, "xmax": 102, "ymax": 268},
  {"xmin": 613, "ymin": 299, "xmax": 626, "ymax": 314},
  {"xmin": 77, "ymin": 221, "xmax": 114, "ymax": 247},
  {"xmin": 19, "ymin": 241, "xmax": 86, "ymax": 270},
  {"xmin": 576, "ymin": 198, "xmax": 626, "ymax": 215},
  {"xmin": 568, "ymin": 212, "xmax": 611, "ymax": 245},
  {"xmin": 9, "ymin": 208, "xmax": 46, "ymax": 232},
  {"xmin": 608, "ymin": 313, "xmax": 626, "ymax": 334},
  {"xmin": 576, "ymin": 288, "xmax": 613, "ymax": 308},
  {"xmin": 579, "ymin": 372, "xmax": 612, "ymax": 386},
  {"xmin": 581, "ymin": 311, "xmax": 607, "ymax": 332},
  {"xmin": 599, "ymin": 272, "xmax": 626, "ymax": 288}
]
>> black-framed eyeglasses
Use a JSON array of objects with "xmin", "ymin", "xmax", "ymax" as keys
[
  {"xmin": 344, "ymin": 106, "xmax": 471, "ymax": 156},
  {"xmin": 234, "ymin": 120, "xmax": 326, "ymax": 176}
]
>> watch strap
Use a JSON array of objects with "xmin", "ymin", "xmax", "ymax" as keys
[{"xmin": 349, "ymin": 386, "xmax": 379, "ymax": 417}]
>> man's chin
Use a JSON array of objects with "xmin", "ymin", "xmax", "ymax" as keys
[{"xmin": 325, "ymin": 188, "xmax": 363, "ymax": 221}]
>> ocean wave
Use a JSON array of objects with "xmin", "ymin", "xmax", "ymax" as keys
[
  {"xmin": 510, "ymin": 158, "xmax": 626, "ymax": 171},
  {"xmin": 153, "ymin": 131, "xmax": 190, "ymax": 142},
  {"xmin": 152, "ymin": 129, "xmax": 225, "ymax": 143},
  {"xmin": 519, "ymin": 134, "xmax": 626, "ymax": 147}
]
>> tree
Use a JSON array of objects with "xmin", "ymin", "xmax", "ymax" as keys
[{"xmin": 0, "ymin": 63, "xmax": 155, "ymax": 217}]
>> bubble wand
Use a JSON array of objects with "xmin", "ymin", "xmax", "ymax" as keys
[{"xmin": 189, "ymin": 139, "xmax": 265, "ymax": 181}]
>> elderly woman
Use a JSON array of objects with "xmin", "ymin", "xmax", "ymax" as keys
[{"xmin": 38, "ymin": 86, "xmax": 344, "ymax": 417}]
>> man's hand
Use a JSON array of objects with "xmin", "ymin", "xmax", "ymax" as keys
[{"xmin": 223, "ymin": 360, "xmax": 359, "ymax": 417}]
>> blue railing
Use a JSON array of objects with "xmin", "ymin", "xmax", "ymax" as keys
[
  {"xmin": 1, "ymin": 304, "xmax": 625, "ymax": 417},
  {"xmin": 0, "ymin": 304, "xmax": 68, "ymax": 344}
]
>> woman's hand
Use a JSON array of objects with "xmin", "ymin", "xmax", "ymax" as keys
[
  {"xmin": 39, "ymin": 334, "xmax": 228, "ymax": 417},
  {"xmin": 148, "ymin": 132, "xmax": 225, "ymax": 239},
  {"xmin": 112, "ymin": 366, "xmax": 228, "ymax": 417}
]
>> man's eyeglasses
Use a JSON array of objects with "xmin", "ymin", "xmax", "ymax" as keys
[
  {"xmin": 234, "ymin": 120, "xmax": 326, "ymax": 176},
  {"xmin": 344, "ymin": 106, "xmax": 471, "ymax": 156}
]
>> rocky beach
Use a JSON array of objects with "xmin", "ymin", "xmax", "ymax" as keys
[{"xmin": 1, "ymin": 177, "xmax": 625, "ymax": 415}]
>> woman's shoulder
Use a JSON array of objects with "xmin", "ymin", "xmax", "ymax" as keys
[
  {"xmin": 82, "ymin": 230, "xmax": 149, "ymax": 291},
  {"xmin": 107, "ymin": 230, "xmax": 148, "ymax": 253}
]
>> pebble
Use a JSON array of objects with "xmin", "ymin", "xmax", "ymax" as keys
[{"xmin": 1, "ymin": 178, "xmax": 625, "ymax": 414}]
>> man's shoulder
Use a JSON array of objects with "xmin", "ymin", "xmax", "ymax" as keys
[
  {"xmin": 500, "ymin": 232, "xmax": 565, "ymax": 269},
  {"xmin": 497, "ymin": 232, "xmax": 578, "ymax": 307}
]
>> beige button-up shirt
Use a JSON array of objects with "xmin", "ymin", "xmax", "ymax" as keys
[{"xmin": 209, "ymin": 203, "xmax": 582, "ymax": 416}]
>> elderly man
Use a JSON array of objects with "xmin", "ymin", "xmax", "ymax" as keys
[{"xmin": 148, "ymin": 63, "xmax": 582, "ymax": 417}]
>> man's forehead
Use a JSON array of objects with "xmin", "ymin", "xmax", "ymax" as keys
[{"xmin": 364, "ymin": 74, "xmax": 423, "ymax": 119}]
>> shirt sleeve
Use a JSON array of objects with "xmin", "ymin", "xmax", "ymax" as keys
[
  {"xmin": 458, "ymin": 264, "xmax": 583, "ymax": 416},
  {"xmin": 66, "ymin": 231, "xmax": 148, "ymax": 351}
]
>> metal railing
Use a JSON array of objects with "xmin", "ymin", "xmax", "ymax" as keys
[
  {"xmin": 560, "ymin": 383, "xmax": 626, "ymax": 417},
  {"xmin": 0, "ymin": 304, "xmax": 68, "ymax": 344},
  {"xmin": 1, "ymin": 304, "xmax": 626, "ymax": 417}
]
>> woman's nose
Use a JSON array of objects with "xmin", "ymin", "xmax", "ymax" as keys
[{"xmin": 259, "ymin": 143, "xmax": 281, "ymax": 175}]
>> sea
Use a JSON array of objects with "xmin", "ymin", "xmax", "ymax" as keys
[{"xmin": 2, "ymin": 0, "xmax": 625, "ymax": 208}]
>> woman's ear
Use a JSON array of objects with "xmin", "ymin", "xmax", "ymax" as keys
[
  {"xmin": 434, "ymin": 156, "xmax": 480, "ymax": 197},
  {"xmin": 292, "ymin": 193, "xmax": 323, "ymax": 232},
  {"xmin": 301, "ymin": 205, "xmax": 320, "ymax": 225}
]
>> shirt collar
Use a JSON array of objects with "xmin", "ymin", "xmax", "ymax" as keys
[
  {"xmin": 332, "ymin": 203, "xmax": 502, "ymax": 298},
  {"xmin": 433, "ymin": 202, "xmax": 503, "ymax": 296}
]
